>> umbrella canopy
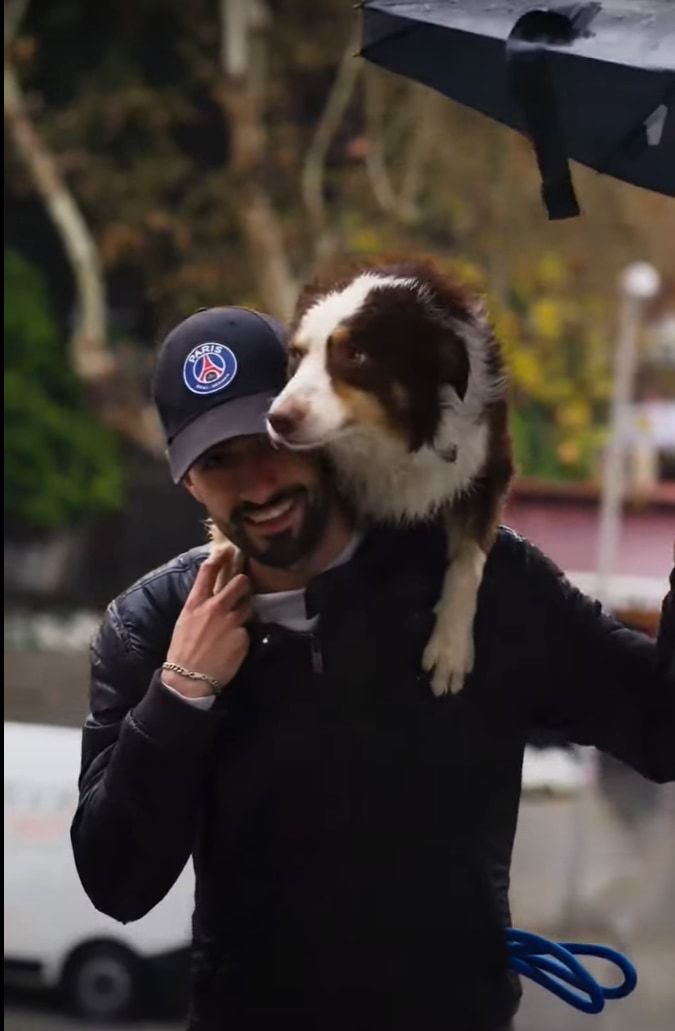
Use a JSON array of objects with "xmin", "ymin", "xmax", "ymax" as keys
[{"xmin": 360, "ymin": 0, "xmax": 675, "ymax": 218}]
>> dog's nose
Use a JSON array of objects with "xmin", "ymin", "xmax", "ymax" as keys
[{"xmin": 268, "ymin": 402, "xmax": 306, "ymax": 439}]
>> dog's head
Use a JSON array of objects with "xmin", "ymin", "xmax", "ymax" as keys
[{"xmin": 267, "ymin": 261, "xmax": 492, "ymax": 453}]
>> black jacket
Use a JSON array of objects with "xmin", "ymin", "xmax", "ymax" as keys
[{"xmin": 71, "ymin": 525, "xmax": 675, "ymax": 1031}]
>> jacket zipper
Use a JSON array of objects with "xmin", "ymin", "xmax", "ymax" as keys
[{"xmin": 309, "ymin": 632, "xmax": 324, "ymax": 674}]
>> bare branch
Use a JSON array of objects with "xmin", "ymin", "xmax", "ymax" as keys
[
  {"xmin": 301, "ymin": 27, "xmax": 362, "ymax": 229},
  {"xmin": 397, "ymin": 85, "xmax": 443, "ymax": 223},
  {"xmin": 363, "ymin": 73, "xmax": 441, "ymax": 225},
  {"xmin": 363, "ymin": 67, "xmax": 399, "ymax": 215}
]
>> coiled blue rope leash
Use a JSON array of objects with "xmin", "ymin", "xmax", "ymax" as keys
[{"xmin": 507, "ymin": 929, "xmax": 637, "ymax": 1014}]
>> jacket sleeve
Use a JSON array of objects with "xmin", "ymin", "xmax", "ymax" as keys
[
  {"xmin": 505, "ymin": 538, "xmax": 675, "ymax": 784},
  {"xmin": 70, "ymin": 600, "xmax": 226, "ymax": 923},
  {"xmin": 657, "ymin": 565, "xmax": 675, "ymax": 681}
]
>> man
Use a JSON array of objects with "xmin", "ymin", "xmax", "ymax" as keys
[{"xmin": 71, "ymin": 306, "xmax": 674, "ymax": 1031}]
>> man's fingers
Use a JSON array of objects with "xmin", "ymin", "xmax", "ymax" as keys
[
  {"xmin": 189, "ymin": 544, "xmax": 237, "ymax": 604},
  {"xmin": 226, "ymin": 597, "xmax": 256, "ymax": 626},
  {"xmin": 231, "ymin": 600, "xmax": 254, "ymax": 626},
  {"xmin": 213, "ymin": 572, "xmax": 251, "ymax": 613},
  {"xmin": 210, "ymin": 542, "xmax": 243, "ymax": 595}
]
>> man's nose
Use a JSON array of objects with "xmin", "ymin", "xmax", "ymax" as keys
[
  {"xmin": 237, "ymin": 455, "xmax": 282, "ymax": 505},
  {"xmin": 267, "ymin": 399, "xmax": 308, "ymax": 440}
]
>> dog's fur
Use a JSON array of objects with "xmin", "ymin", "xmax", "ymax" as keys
[{"xmin": 265, "ymin": 259, "xmax": 513, "ymax": 694}]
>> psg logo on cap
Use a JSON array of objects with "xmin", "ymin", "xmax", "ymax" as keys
[{"xmin": 183, "ymin": 342, "xmax": 238, "ymax": 396}]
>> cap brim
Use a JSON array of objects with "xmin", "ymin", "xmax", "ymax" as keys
[{"xmin": 167, "ymin": 391, "xmax": 277, "ymax": 483}]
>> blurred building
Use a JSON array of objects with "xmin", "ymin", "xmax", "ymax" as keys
[{"xmin": 504, "ymin": 477, "xmax": 673, "ymax": 636}]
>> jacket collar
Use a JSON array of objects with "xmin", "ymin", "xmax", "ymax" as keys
[{"xmin": 304, "ymin": 521, "xmax": 446, "ymax": 619}]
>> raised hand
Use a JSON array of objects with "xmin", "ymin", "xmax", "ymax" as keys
[{"xmin": 164, "ymin": 544, "xmax": 252, "ymax": 697}]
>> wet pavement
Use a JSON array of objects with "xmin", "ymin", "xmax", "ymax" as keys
[
  {"xmin": 7, "ymin": 781, "xmax": 675, "ymax": 1031},
  {"xmin": 4, "ymin": 989, "xmax": 180, "ymax": 1030}
]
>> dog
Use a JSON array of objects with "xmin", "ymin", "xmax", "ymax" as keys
[{"xmin": 265, "ymin": 259, "xmax": 513, "ymax": 695}]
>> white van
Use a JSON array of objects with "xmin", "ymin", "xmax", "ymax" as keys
[{"xmin": 4, "ymin": 720, "xmax": 195, "ymax": 1021}]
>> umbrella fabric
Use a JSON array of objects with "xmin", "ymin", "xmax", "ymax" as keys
[{"xmin": 360, "ymin": 0, "xmax": 675, "ymax": 218}]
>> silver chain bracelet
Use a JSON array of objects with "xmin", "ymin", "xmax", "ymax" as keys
[{"xmin": 161, "ymin": 662, "xmax": 223, "ymax": 693}]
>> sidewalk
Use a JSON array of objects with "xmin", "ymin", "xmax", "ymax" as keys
[{"xmin": 511, "ymin": 768, "xmax": 675, "ymax": 1030}]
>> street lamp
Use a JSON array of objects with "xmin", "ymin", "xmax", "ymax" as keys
[{"xmin": 595, "ymin": 262, "xmax": 661, "ymax": 606}]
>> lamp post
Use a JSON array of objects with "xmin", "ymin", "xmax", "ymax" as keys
[{"xmin": 595, "ymin": 262, "xmax": 661, "ymax": 605}]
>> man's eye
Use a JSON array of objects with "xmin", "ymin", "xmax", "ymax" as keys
[{"xmin": 201, "ymin": 453, "xmax": 228, "ymax": 471}]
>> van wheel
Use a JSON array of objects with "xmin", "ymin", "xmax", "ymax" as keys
[{"xmin": 62, "ymin": 941, "xmax": 141, "ymax": 1022}]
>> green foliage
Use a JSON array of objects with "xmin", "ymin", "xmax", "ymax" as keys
[
  {"xmin": 4, "ymin": 250, "xmax": 123, "ymax": 533},
  {"xmin": 488, "ymin": 255, "xmax": 613, "ymax": 480}
]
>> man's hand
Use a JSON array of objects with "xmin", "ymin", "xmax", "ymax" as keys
[{"xmin": 164, "ymin": 544, "xmax": 252, "ymax": 698}]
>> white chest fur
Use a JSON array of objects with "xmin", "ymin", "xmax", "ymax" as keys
[{"xmin": 328, "ymin": 410, "xmax": 489, "ymax": 523}]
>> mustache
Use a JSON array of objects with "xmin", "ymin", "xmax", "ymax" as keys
[{"xmin": 231, "ymin": 486, "xmax": 307, "ymax": 525}]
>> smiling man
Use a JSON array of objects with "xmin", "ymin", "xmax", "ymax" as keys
[
  {"xmin": 186, "ymin": 436, "xmax": 343, "ymax": 578},
  {"xmin": 71, "ymin": 305, "xmax": 674, "ymax": 1031},
  {"xmin": 159, "ymin": 308, "xmax": 351, "ymax": 584}
]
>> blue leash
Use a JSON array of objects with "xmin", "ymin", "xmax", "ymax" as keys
[{"xmin": 507, "ymin": 929, "xmax": 638, "ymax": 1014}]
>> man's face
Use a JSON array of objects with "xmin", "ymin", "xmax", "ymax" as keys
[{"xmin": 183, "ymin": 435, "xmax": 334, "ymax": 568}]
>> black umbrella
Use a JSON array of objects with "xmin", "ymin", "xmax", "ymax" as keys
[{"xmin": 360, "ymin": 0, "xmax": 675, "ymax": 218}]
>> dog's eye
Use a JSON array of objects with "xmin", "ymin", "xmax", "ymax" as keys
[
  {"xmin": 287, "ymin": 346, "xmax": 304, "ymax": 370},
  {"xmin": 344, "ymin": 343, "xmax": 368, "ymax": 367}
]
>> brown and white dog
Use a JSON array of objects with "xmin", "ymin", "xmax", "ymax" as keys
[{"xmin": 266, "ymin": 260, "xmax": 513, "ymax": 695}]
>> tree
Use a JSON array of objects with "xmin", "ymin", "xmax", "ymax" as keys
[
  {"xmin": 4, "ymin": 250, "xmax": 123, "ymax": 533},
  {"xmin": 5, "ymin": 0, "xmax": 164, "ymax": 455},
  {"xmin": 5, "ymin": 0, "xmax": 674, "ymax": 485},
  {"xmin": 217, "ymin": 0, "xmax": 297, "ymax": 319}
]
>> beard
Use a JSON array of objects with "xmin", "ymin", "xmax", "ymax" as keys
[{"xmin": 215, "ymin": 464, "xmax": 335, "ymax": 569}]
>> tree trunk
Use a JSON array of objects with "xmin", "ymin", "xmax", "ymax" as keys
[
  {"xmin": 4, "ymin": 62, "xmax": 111, "ymax": 384},
  {"xmin": 301, "ymin": 27, "xmax": 362, "ymax": 260},
  {"xmin": 219, "ymin": 0, "xmax": 298, "ymax": 321},
  {"xmin": 4, "ymin": 5, "xmax": 163, "ymax": 455}
]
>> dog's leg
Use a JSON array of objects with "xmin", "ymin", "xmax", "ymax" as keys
[
  {"xmin": 422, "ymin": 447, "xmax": 511, "ymax": 695},
  {"xmin": 422, "ymin": 518, "xmax": 485, "ymax": 696}
]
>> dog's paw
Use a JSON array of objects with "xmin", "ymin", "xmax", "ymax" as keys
[{"xmin": 422, "ymin": 625, "xmax": 475, "ymax": 697}]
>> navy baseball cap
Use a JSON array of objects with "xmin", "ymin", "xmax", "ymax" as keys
[{"xmin": 152, "ymin": 307, "xmax": 288, "ymax": 482}]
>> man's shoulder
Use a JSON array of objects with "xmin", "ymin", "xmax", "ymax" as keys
[
  {"xmin": 492, "ymin": 524, "xmax": 571, "ymax": 575},
  {"xmin": 88, "ymin": 546, "xmax": 212, "ymax": 699},
  {"xmin": 493, "ymin": 524, "xmax": 538, "ymax": 564},
  {"xmin": 354, "ymin": 522, "xmax": 550, "ymax": 603},
  {"xmin": 359, "ymin": 520, "xmax": 537, "ymax": 566},
  {"xmin": 102, "ymin": 546, "xmax": 210, "ymax": 654},
  {"xmin": 115, "ymin": 545, "xmax": 210, "ymax": 606}
]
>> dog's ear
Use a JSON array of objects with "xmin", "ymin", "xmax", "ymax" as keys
[
  {"xmin": 469, "ymin": 296, "xmax": 489, "ymax": 324},
  {"xmin": 439, "ymin": 330, "xmax": 470, "ymax": 400},
  {"xmin": 290, "ymin": 280, "xmax": 324, "ymax": 333}
]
